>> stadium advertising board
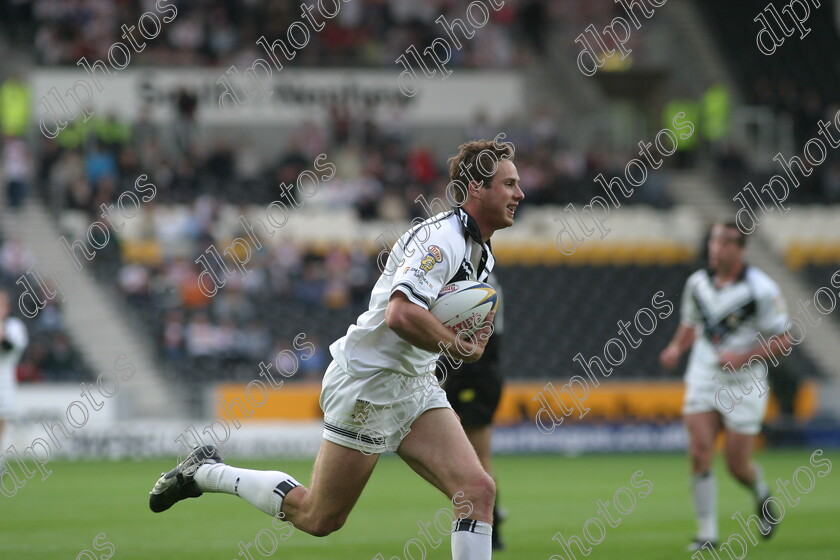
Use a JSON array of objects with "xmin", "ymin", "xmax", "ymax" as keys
[{"xmin": 31, "ymin": 68, "xmax": 522, "ymax": 126}]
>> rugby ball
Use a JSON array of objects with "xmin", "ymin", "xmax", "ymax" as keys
[{"xmin": 429, "ymin": 281, "xmax": 497, "ymax": 336}]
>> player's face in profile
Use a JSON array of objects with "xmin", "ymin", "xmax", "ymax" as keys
[
  {"xmin": 707, "ymin": 224, "xmax": 743, "ymax": 271},
  {"xmin": 479, "ymin": 159, "xmax": 523, "ymax": 230}
]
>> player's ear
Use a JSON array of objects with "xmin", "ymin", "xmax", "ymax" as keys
[{"xmin": 467, "ymin": 180, "xmax": 483, "ymax": 198}]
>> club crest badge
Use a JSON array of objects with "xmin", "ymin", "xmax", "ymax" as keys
[{"xmin": 420, "ymin": 245, "xmax": 443, "ymax": 272}]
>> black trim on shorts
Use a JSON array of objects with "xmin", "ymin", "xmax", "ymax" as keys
[{"xmin": 324, "ymin": 422, "xmax": 386, "ymax": 446}]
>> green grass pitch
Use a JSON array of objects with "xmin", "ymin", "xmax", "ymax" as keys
[{"xmin": 1, "ymin": 449, "xmax": 837, "ymax": 559}]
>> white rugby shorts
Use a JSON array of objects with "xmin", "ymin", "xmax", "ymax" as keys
[
  {"xmin": 683, "ymin": 372, "xmax": 769, "ymax": 435},
  {"xmin": 320, "ymin": 360, "xmax": 451, "ymax": 454}
]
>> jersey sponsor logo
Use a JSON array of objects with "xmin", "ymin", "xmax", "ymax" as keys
[
  {"xmin": 439, "ymin": 283, "xmax": 459, "ymax": 295},
  {"xmin": 402, "ymin": 266, "xmax": 434, "ymax": 289},
  {"xmin": 427, "ymin": 245, "xmax": 443, "ymax": 262}
]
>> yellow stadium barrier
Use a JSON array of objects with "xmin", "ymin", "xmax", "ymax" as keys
[{"xmin": 212, "ymin": 380, "xmax": 818, "ymax": 425}]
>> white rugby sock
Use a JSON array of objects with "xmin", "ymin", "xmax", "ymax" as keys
[
  {"xmin": 195, "ymin": 463, "xmax": 300, "ymax": 516},
  {"xmin": 750, "ymin": 463, "xmax": 770, "ymax": 500},
  {"xmin": 691, "ymin": 471, "xmax": 717, "ymax": 541},
  {"xmin": 451, "ymin": 519, "xmax": 492, "ymax": 560}
]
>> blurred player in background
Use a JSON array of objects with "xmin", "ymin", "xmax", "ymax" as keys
[
  {"xmin": 437, "ymin": 271, "xmax": 506, "ymax": 550},
  {"xmin": 0, "ymin": 289, "xmax": 29, "ymax": 462},
  {"xmin": 659, "ymin": 222, "xmax": 791, "ymax": 551},
  {"xmin": 149, "ymin": 138, "xmax": 524, "ymax": 560}
]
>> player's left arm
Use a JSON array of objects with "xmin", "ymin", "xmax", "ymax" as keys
[{"xmin": 719, "ymin": 280, "xmax": 790, "ymax": 369}]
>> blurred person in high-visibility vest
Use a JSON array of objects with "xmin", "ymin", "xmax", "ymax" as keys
[
  {"xmin": 93, "ymin": 111, "xmax": 132, "ymax": 152},
  {"xmin": 0, "ymin": 73, "xmax": 30, "ymax": 138},
  {"xmin": 702, "ymin": 83, "xmax": 732, "ymax": 157},
  {"xmin": 663, "ymin": 96, "xmax": 699, "ymax": 168}
]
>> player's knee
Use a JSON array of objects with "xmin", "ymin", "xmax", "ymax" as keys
[
  {"xmin": 689, "ymin": 445, "xmax": 709, "ymax": 461},
  {"xmin": 463, "ymin": 473, "xmax": 496, "ymax": 511},
  {"xmin": 689, "ymin": 444, "xmax": 713, "ymax": 470},
  {"xmin": 689, "ymin": 438, "xmax": 713, "ymax": 458}
]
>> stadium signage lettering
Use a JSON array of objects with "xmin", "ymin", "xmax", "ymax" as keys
[
  {"xmin": 139, "ymin": 76, "xmax": 413, "ymax": 113},
  {"xmin": 31, "ymin": 69, "xmax": 519, "ymax": 125}
]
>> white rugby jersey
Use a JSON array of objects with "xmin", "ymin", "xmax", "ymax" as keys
[
  {"xmin": 0, "ymin": 317, "xmax": 29, "ymax": 407},
  {"xmin": 681, "ymin": 265, "xmax": 788, "ymax": 384},
  {"xmin": 330, "ymin": 207, "xmax": 495, "ymax": 378}
]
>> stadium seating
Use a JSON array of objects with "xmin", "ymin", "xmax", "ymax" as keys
[{"xmin": 0, "ymin": 233, "xmax": 94, "ymax": 382}]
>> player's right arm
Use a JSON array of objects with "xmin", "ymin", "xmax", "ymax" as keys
[
  {"xmin": 385, "ymin": 222, "xmax": 493, "ymax": 363},
  {"xmin": 659, "ymin": 323, "xmax": 696, "ymax": 370},
  {"xmin": 659, "ymin": 273, "xmax": 700, "ymax": 370},
  {"xmin": 386, "ymin": 291, "xmax": 493, "ymax": 363}
]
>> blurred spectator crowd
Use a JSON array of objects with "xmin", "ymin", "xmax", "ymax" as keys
[{"xmin": 2, "ymin": 0, "xmax": 549, "ymax": 69}]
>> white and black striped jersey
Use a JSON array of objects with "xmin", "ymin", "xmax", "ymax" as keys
[
  {"xmin": 330, "ymin": 207, "xmax": 495, "ymax": 378},
  {"xmin": 680, "ymin": 265, "xmax": 788, "ymax": 384}
]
